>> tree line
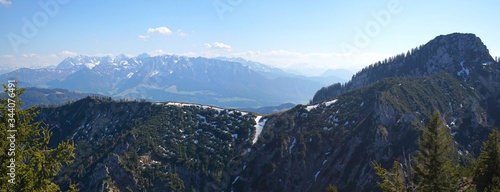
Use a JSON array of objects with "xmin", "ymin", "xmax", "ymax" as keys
[{"xmin": 374, "ymin": 113, "xmax": 500, "ymax": 192}]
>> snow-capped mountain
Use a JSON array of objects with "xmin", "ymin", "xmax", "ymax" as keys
[
  {"xmin": 1, "ymin": 55, "xmax": 326, "ymax": 108},
  {"xmin": 37, "ymin": 33, "xmax": 500, "ymax": 192}
]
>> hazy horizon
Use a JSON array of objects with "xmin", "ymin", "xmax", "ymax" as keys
[{"xmin": 1, "ymin": 0, "xmax": 499, "ymax": 76}]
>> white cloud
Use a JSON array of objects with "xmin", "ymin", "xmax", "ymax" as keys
[
  {"xmin": 203, "ymin": 43, "xmax": 212, "ymax": 49},
  {"xmin": 1, "ymin": 54, "xmax": 14, "ymax": 59},
  {"xmin": 189, "ymin": 48, "xmax": 389, "ymax": 75},
  {"xmin": 149, "ymin": 49, "xmax": 172, "ymax": 56},
  {"xmin": 138, "ymin": 35, "xmax": 149, "ymax": 41},
  {"xmin": 176, "ymin": 30, "xmax": 187, "ymax": 37},
  {"xmin": 139, "ymin": 26, "xmax": 177, "ymax": 40},
  {"xmin": 0, "ymin": 0, "xmax": 12, "ymax": 7},
  {"xmin": 204, "ymin": 42, "xmax": 232, "ymax": 50},
  {"xmin": 21, "ymin": 53, "xmax": 38, "ymax": 58},
  {"xmin": 147, "ymin": 26, "xmax": 172, "ymax": 35},
  {"xmin": 1, "ymin": 53, "xmax": 63, "ymax": 69},
  {"xmin": 0, "ymin": 52, "xmax": 98, "ymax": 70},
  {"xmin": 60, "ymin": 50, "xmax": 77, "ymax": 57}
]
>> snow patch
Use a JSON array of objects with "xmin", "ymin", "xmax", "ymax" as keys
[
  {"xmin": 252, "ymin": 116, "xmax": 267, "ymax": 144},
  {"xmin": 165, "ymin": 102, "xmax": 225, "ymax": 112},
  {"xmin": 289, "ymin": 137, "xmax": 296, "ymax": 154},
  {"xmin": 457, "ymin": 61, "xmax": 470, "ymax": 77},
  {"xmin": 232, "ymin": 176, "xmax": 240, "ymax": 185},
  {"xmin": 323, "ymin": 127, "xmax": 332, "ymax": 131},
  {"xmin": 127, "ymin": 72, "xmax": 134, "ymax": 78},
  {"xmin": 85, "ymin": 63, "xmax": 97, "ymax": 69},
  {"xmin": 314, "ymin": 170, "xmax": 321, "ymax": 181},
  {"xmin": 324, "ymin": 99, "xmax": 338, "ymax": 107},
  {"xmin": 150, "ymin": 70, "xmax": 159, "ymax": 77},
  {"xmin": 482, "ymin": 61, "xmax": 493, "ymax": 66},
  {"xmin": 71, "ymin": 131, "xmax": 78, "ymax": 140},
  {"xmin": 305, "ymin": 104, "xmax": 319, "ymax": 112}
]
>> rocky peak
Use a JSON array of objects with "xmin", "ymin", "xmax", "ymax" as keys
[
  {"xmin": 431, "ymin": 33, "xmax": 489, "ymax": 54},
  {"xmin": 417, "ymin": 33, "xmax": 493, "ymax": 74},
  {"xmin": 312, "ymin": 33, "xmax": 497, "ymax": 103}
]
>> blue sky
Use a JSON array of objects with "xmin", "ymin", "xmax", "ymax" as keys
[{"xmin": 1, "ymin": 0, "xmax": 499, "ymax": 75}]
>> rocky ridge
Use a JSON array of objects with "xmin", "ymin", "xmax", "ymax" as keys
[{"xmin": 34, "ymin": 33, "xmax": 500, "ymax": 191}]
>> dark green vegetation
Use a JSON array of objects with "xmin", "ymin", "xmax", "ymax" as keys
[
  {"xmin": 10, "ymin": 33, "xmax": 500, "ymax": 191},
  {"xmin": 414, "ymin": 114, "xmax": 458, "ymax": 191},
  {"xmin": 37, "ymin": 96, "xmax": 262, "ymax": 191},
  {"xmin": 374, "ymin": 116, "xmax": 500, "ymax": 192},
  {"xmin": 238, "ymin": 102, "xmax": 296, "ymax": 114},
  {"xmin": 0, "ymin": 87, "xmax": 100, "ymax": 108},
  {"xmin": 312, "ymin": 33, "xmax": 495, "ymax": 104},
  {"xmin": 474, "ymin": 130, "xmax": 500, "ymax": 191},
  {"xmin": 0, "ymin": 85, "xmax": 76, "ymax": 191}
]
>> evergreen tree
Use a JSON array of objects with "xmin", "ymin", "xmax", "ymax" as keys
[
  {"xmin": 474, "ymin": 130, "xmax": 500, "ymax": 192},
  {"xmin": 0, "ymin": 83, "xmax": 76, "ymax": 191},
  {"xmin": 414, "ymin": 113, "xmax": 459, "ymax": 191},
  {"xmin": 167, "ymin": 170, "xmax": 185, "ymax": 192},
  {"xmin": 324, "ymin": 184, "xmax": 338, "ymax": 192},
  {"xmin": 373, "ymin": 161, "xmax": 405, "ymax": 192}
]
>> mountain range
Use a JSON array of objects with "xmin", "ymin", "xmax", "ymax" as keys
[
  {"xmin": 0, "ymin": 55, "xmax": 349, "ymax": 109},
  {"xmin": 29, "ymin": 33, "xmax": 500, "ymax": 191}
]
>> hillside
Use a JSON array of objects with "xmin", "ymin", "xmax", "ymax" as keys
[
  {"xmin": 31, "ymin": 33, "xmax": 500, "ymax": 191},
  {"xmin": 38, "ymin": 96, "xmax": 265, "ymax": 191},
  {"xmin": 312, "ymin": 33, "xmax": 498, "ymax": 104}
]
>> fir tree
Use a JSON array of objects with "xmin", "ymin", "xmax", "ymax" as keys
[
  {"xmin": 414, "ymin": 113, "xmax": 459, "ymax": 191},
  {"xmin": 474, "ymin": 130, "xmax": 500, "ymax": 192},
  {"xmin": 373, "ymin": 149, "xmax": 416, "ymax": 192},
  {"xmin": 0, "ymin": 84, "xmax": 76, "ymax": 191},
  {"xmin": 373, "ymin": 161, "xmax": 405, "ymax": 192},
  {"xmin": 324, "ymin": 184, "xmax": 338, "ymax": 192}
]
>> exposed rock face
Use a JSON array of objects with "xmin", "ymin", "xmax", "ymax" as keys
[
  {"xmin": 228, "ymin": 73, "xmax": 493, "ymax": 191},
  {"xmin": 312, "ymin": 33, "xmax": 498, "ymax": 104},
  {"xmin": 35, "ymin": 33, "xmax": 500, "ymax": 192}
]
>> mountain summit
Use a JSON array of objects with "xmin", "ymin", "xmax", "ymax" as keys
[
  {"xmin": 1, "ymin": 55, "xmax": 326, "ymax": 108},
  {"xmin": 313, "ymin": 33, "xmax": 497, "ymax": 103},
  {"xmin": 34, "ymin": 33, "xmax": 500, "ymax": 191}
]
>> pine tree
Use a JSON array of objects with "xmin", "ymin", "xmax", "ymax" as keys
[
  {"xmin": 474, "ymin": 129, "xmax": 500, "ymax": 192},
  {"xmin": 324, "ymin": 184, "xmax": 338, "ymax": 192},
  {"xmin": 414, "ymin": 113, "xmax": 459, "ymax": 191},
  {"xmin": 373, "ymin": 161, "xmax": 405, "ymax": 192},
  {"xmin": 0, "ymin": 83, "xmax": 76, "ymax": 191}
]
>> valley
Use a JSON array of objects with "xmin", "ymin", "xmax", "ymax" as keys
[{"xmin": 15, "ymin": 33, "xmax": 500, "ymax": 191}]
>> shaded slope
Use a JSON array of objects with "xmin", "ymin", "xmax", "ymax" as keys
[
  {"xmin": 37, "ymin": 97, "xmax": 264, "ymax": 191},
  {"xmin": 313, "ymin": 33, "xmax": 499, "ymax": 104},
  {"xmin": 236, "ymin": 73, "xmax": 493, "ymax": 192}
]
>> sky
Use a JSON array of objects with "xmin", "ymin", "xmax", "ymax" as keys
[{"xmin": 1, "ymin": 0, "xmax": 499, "ymax": 75}]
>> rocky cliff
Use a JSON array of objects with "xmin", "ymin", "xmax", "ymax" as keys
[{"xmin": 34, "ymin": 33, "xmax": 500, "ymax": 191}]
